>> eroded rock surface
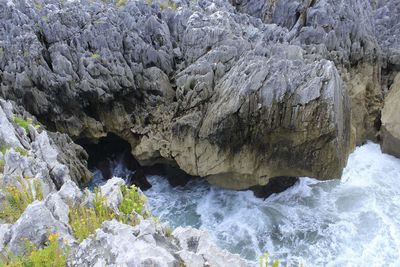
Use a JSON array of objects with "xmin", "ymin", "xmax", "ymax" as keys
[
  {"xmin": 381, "ymin": 73, "xmax": 400, "ymax": 157},
  {"xmin": 0, "ymin": 0, "xmax": 371, "ymax": 188}
]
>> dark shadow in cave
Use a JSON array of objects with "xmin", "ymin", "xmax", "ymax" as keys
[
  {"xmin": 76, "ymin": 133, "xmax": 198, "ymax": 190},
  {"xmin": 76, "ymin": 133, "xmax": 298, "ymax": 198},
  {"xmin": 250, "ymin": 176, "xmax": 299, "ymax": 199}
]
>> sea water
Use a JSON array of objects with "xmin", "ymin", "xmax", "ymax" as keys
[{"xmin": 144, "ymin": 143, "xmax": 400, "ymax": 266}]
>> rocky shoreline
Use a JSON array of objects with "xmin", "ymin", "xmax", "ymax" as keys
[
  {"xmin": 0, "ymin": 99, "xmax": 244, "ymax": 266},
  {"xmin": 0, "ymin": 0, "xmax": 400, "ymax": 266}
]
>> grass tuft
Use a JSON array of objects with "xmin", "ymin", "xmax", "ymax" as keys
[
  {"xmin": 119, "ymin": 184, "xmax": 146, "ymax": 216},
  {"xmin": 90, "ymin": 53, "xmax": 100, "ymax": 60},
  {"xmin": 0, "ymin": 233, "xmax": 67, "ymax": 267},
  {"xmin": 0, "ymin": 178, "xmax": 43, "ymax": 223},
  {"xmin": 69, "ymin": 188, "xmax": 115, "ymax": 242},
  {"xmin": 69, "ymin": 185, "xmax": 147, "ymax": 242},
  {"xmin": 159, "ymin": 1, "xmax": 177, "ymax": 10},
  {"xmin": 260, "ymin": 253, "xmax": 280, "ymax": 267},
  {"xmin": 14, "ymin": 117, "xmax": 40, "ymax": 133},
  {"xmin": 116, "ymin": 0, "xmax": 127, "ymax": 7}
]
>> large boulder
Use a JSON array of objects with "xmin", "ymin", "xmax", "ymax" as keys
[
  {"xmin": 172, "ymin": 45, "xmax": 350, "ymax": 188},
  {"xmin": 381, "ymin": 73, "xmax": 400, "ymax": 157}
]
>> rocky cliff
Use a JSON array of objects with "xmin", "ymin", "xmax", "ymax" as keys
[
  {"xmin": 0, "ymin": 0, "xmax": 399, "ymax": 188},
  {"xmin": 0, "ymin": 99, "xmax": 244, "ymax": 266}
]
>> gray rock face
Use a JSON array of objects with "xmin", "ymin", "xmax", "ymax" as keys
[
  {"xmin": 7, "ymin": 201, "xmax": 74, "ymax": 255},
  {"xmin": 173, "ymin": 226, "xmax": 245, "ymax": 267},
  {"xmin": 231, "ymin": 0, "xmax": 400, "ymax": 144},
  {"xmin": 0, "ymin": 0, "xmax": 366, "ymax": 188},
  {"xmin": 0, "ymin": 99, "xmax": 91, "ymax": 190},
  {"xmin": 70, "ymin": 220, "xmax": 179, "ymax": 267},
  {"xmin": 0, "ymin": 224, "xmax": 11, "ymax": 253},
  {"xmin": 70, "ymin": 219, "xmax": 245, "ymax": 267},
  {"xmin": 381, "ymin": 73, "xmax": 400, "ymax": 157}
]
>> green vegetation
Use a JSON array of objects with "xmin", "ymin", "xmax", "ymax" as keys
[
  {"xmin": 159, "ymin": 1, "xmax": 177, "ymax": 10},
  {"xmin": 90, "ymin": 53, "xmax": 100, "ymax": 60},
  {"xmin": 119, "ymin": 184, "xmax": 146, "ymax": 216},
  {"xmin": 0, "ymin": 146, "xmax": 28, "ymax": 157},
  {"xmin": 41, "ymin": 16, "xmax": 48, "ymax": 22},
  {"xmin": 0, "ymin": 145, "xmax": 9, "ymax": 155},
  {"xmin": 0, "ymin": 159, "xmax": 5, "ymax": 173},
  {"xmin": 69, "ymin": 185, "xmax": 147, "ymax": 242},
  {"xmin": 15, "ymin": 147, "xmax": 28, "ymax": 157},
  {"xmin": 260, "ymin": 253, "xmax": 280, "ymax": 267},
  {"xmin": 33, "ymin": 3, "xmax": 43, "ymax": 11},
  {"xmin": 69, "ymin": 188, "xmax": 115, "ymax": 242},
  {"xmin": 0, "ymin": 233, "xmax": 67, "ymax": 267},
  {"xmin": 0, "ymin": 178, "xmax": 43, "ymax": 223},
  {"xmin": 14, "ymin": 117, "xmax": 40, "ymax": 133},
  {"xmin": 145, "ymin": 0, "xmax": 177, "ymax": 10},
  {"xmin": 116, "ymin": 0, "xmax": 127, "ymax": 7}
]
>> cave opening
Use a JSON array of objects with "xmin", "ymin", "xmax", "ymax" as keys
[
  {"xmin": 76, "ymin": 133, "xmax": 298, "ymax": 198},
  {"xmin": 76, "ymin": 133, "xmax": 198, "ymax": 190}
]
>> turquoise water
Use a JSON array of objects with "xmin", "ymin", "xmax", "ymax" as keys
[{"xmin": 144, "ymin": 143, "xmax": 400, "ymax": 266}]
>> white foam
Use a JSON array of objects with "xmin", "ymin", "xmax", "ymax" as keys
[{"xmin": 145, "ymin": 142, "xmax": 400, "ymax": 266}]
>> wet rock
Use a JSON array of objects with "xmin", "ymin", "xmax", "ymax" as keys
[
  {"xmin": 97, "ymin": 160, "xmax": 112, "ymax": 181},
  {"xmin": 251, "ymin": 176, "xmax": 299, "ymax": 199},
  {"xmin": 145, "ymin": 164, "xmax": 195, "ymax": 188},
  {"xmin": 128, "ymin": 169, "xmax": 152, "ymax": 190}
]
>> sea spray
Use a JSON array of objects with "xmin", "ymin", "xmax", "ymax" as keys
[{"xmin": 145, "ymin": 143, "xmax": 400, "ymax": 266}]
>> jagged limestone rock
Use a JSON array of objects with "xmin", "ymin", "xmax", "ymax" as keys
[
  {"xmin": 382, "ymin": 73, "xmax": 400, "ymax": 157},
  {"xmin": 0, "ymin": 0, "xmax": 357, "ymax": 188}
]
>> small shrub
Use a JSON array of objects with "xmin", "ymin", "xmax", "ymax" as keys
[
  {"xmin": 260, "ymin": 253, "xmax": 280, "ymax": 267},
  {"xmin": 119, "ymin": 185, "xmax": 146, "ymax": 216},
  {"xmin": 116, "ymin": 0, "xmax": 127, "ymax": 7},
  {"xmin": 90, "ymin": 53, "xmax": 100, "ymax": 60},
  {"xmin": 0, "ymin": 159, "xmax": 5, "ymax": 173},
  {"xmin": 15, "ymin": 147, "xmax": 28, "ymax": 157},
  {"xmin": 41, "ymin": 16, "xmax": 48, "ymax": 22},
  {"xmin": 0, "ymin": 233, "xmax": 67, "ymax": 267},
  {"xmin": 69, "ymin": 189, "xmax": 115, "ymax": 242},
  {"xmin": 14, "ymin": 117, "xmax": 40, "ymax": 133},
  {"xmin": 159, "ymin": 1, "xmax": 177, "ymax": 10},
  {"xmin": 0, "ymin": 178, "xmax": 43, "ymax": 223},
  {"xmin": 0, "ymin": 146, "xmax": 28, "ymax": 157},
  {"xmin": 69, "ymin": 185, "xmax": 147, "ymax": 242},
  {"xmin": 164, "ymin": 226, "xmax": 173, "ymax": 237},
  {"xmin": 0, "ymin": 145, "xmax": 10, "ymax": 155},
  {"xmin": 34, "ymin": 3, "xmax": 43, "ymax": 10}
]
